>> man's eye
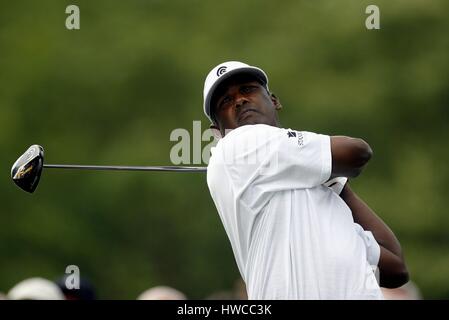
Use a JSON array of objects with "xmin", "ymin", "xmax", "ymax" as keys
[
  {"xmin": 220, "ymin": 96, "xmax": 232, "ymax": 107},
  {"xmin": 241, "ymin": 86, "xmax": 255, "ymax": 93}
]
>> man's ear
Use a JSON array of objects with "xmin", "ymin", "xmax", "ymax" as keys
[
  {"xmin": 271, "ymin": 93, "xmax": 282, "ymax": 110},
  {"xmin": 210, "ymin": 124, "xmax": 222, "ymax": 140}
]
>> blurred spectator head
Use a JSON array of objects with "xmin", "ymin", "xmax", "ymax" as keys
[
  {"xmin": 7, "ymin": 277, "xmax": 65, "ymax": 300},
  {"xmin": 205, "ymin": 290, "xmax": 235, "ymax": 300},
  {"xmin": 233, "ymin": 278, "xmax": 248, "ymax": 300},
  {"xmin": 137, "ymin": 286, "xmax": 186, "ymax": 300},
  {"xmin": 55, "ymin": 275, "xmax": 97, "ymax": 300},
  {"xmin": 206, "ymin": 278, "xmax": 248, "ymax": 300},
  {"xmin": 0, "ymin": 292, "xmax": 7, "ymax": 300},
  {"xmin": 381, "ymin": 281, "xmax": 423, "ymax": 300}
]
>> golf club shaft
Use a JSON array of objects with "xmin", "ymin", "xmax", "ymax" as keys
[{"xmin": 43, "ymin": 164, "xmax": 207, "ymax": 172}]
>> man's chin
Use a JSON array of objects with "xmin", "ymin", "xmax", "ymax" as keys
[{"xmin": 237, "ymin": 116, "xmax": 267, "ymax": 127}]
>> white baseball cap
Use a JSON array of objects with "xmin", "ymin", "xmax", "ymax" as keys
[{"xmin": 203, "ymin": 61, "xmax": 269, "ymax": 123}]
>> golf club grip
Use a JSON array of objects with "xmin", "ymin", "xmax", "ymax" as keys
[{"xmin": 43, "ymin": 164, "xmax": 207, "ymax": 172}]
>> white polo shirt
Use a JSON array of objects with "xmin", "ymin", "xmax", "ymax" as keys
[{"xmin": 207, "ymin": 124, "xmax": 382, "ymax": 300}]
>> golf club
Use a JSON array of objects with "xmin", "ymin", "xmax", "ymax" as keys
[{"xmin": 11, "ymin": 144, "xmax": 207, "ymax": 193}]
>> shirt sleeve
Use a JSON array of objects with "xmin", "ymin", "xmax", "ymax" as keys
[
  {"xmin": 323, "ymin": 177, "xmax": 348, "ymax": 195},
  {"xmin": 354, "ymin": 223, "xmax": 381, "ymax": 267},
  {"xmin": 221, "ymin": 124, "xmax": 332, "ymax": 210}
]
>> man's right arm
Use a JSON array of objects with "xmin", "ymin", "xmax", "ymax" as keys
[
  {"xmin": 340, "ymin": 183, "xmax": 409, "ymax": 288},
  {"xmin": 330, "ymin": 136, "xmax": 373, "ymax": 179}
]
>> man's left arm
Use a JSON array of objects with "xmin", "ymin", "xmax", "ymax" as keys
[{"xmin": 340, "ymin": 183, "xmax": 410, "ymax": 288}]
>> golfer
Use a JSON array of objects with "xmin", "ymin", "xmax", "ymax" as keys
[{"xmin": 204, "ymin": 61, "xmax": 409, "ymax": 299}]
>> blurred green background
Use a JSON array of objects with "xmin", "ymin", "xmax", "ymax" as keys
[{"xmin": 0, "ymin": 0, "xmax": 448, "ymax": 299}]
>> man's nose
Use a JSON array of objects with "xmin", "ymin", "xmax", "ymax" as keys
[{"xmin": 234, "ymin": 94, "xmax": 248, "ymax": 108}]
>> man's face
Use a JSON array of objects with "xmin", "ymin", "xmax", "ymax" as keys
[{"xmin": 211, "ymin": 74, "xmax": 281, "ymax": 136}]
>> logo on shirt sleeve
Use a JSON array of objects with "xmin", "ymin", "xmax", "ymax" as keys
[{"xmin": 287, "ymin": 130, "xmax": 304, "ymax": 146}]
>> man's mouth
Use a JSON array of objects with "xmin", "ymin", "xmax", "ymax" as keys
[{"xmin": 238, "ymin": 108, "xmax": 258, "ymax": 122}]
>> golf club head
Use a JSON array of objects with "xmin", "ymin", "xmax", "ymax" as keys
[{"xmin": 11, "ymin": 145, "xmax": 44, "ymax": 193}]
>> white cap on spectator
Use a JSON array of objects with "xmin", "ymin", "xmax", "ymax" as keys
[
  {"xmin": 381, "ymin": 281, "xmax": 422, "ymax": 300},
  {"xmin": 8, "ymin": 277, "xmax": 65, "ymax": 300},
  {"xmin": 137, "ymin": 286, "xmax": 186, "ymax": 300}
]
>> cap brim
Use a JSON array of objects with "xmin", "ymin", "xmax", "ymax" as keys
[{"xmin": 204, "ymin": 67, "xmax": 268, "ymax": 123}]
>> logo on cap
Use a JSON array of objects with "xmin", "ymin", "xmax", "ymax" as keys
[{"xmin": 216, "ymin": 66, "xmax": 227, "ymax": 77}]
